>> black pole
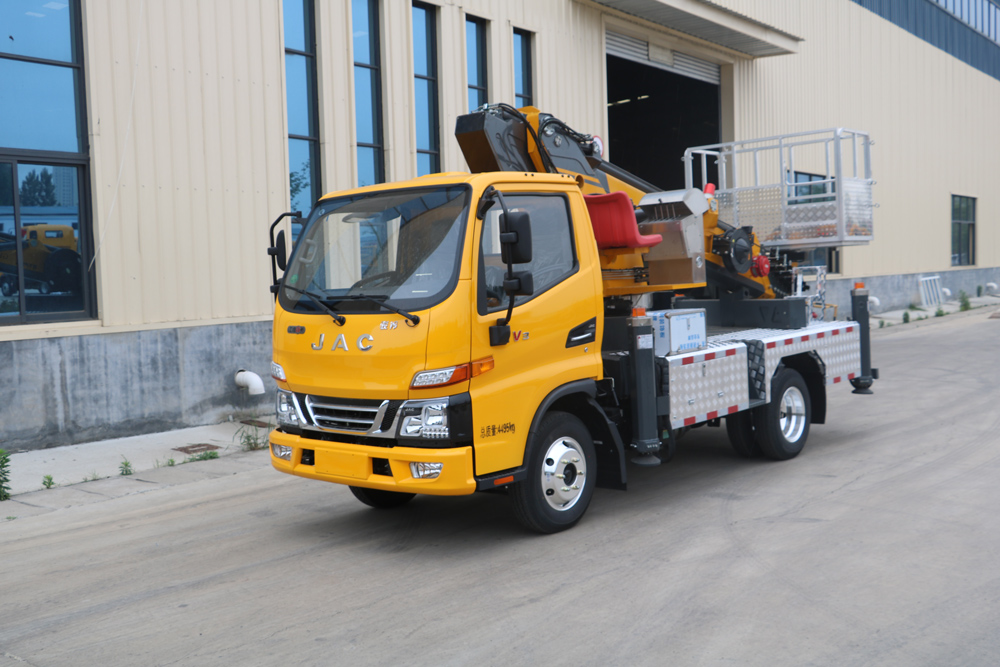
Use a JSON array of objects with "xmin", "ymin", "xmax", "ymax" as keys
[{"xmin": 850, "ymin": 287, "xmax": 876, "ymax": 394}]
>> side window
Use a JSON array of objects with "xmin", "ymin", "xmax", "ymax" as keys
[{"xmin": 478, "ymin": 194, "xmax": 576, "ymax": 313}]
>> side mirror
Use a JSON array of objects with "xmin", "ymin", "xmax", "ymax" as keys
[
  {"xmin": 503, "ymin": 270, "xmax": 534, "ymax": 297},
  {"xmin": 268, "ymin": 229, "xmax": 288, "ymax": 272},
  {"xmin": 499, "ymin": 211, "xmax": 532, "ymax": 265}
]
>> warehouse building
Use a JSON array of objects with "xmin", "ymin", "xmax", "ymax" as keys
[{"xmin": 1, "ymin": 0, "xmax": 997, "ymax": 449}]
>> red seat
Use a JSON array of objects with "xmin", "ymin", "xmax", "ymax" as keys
[{"xmin": 584, "ymin": 191, "xmax": 662, "ymax": 250}]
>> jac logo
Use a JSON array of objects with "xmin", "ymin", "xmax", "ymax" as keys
[
  {"xmin": 310, "ymin": 333, "xmax": 374, "ymax": 352},
  {"xmin": 512, "ymin": 331, "xmax": 530, "ymax": 342}
]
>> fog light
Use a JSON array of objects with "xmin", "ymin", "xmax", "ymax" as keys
[
  {"xmin": 272, "ymin": 443, "xmax": 292, "ymax": 461},
  {"xmin": 410, "ymin": 462, "xmax": 443, "ymax": 479}
]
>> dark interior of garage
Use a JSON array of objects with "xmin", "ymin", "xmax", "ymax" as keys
[{"xmin": 606, "ymin": 54, "xmax": 720, "ymax": 192}]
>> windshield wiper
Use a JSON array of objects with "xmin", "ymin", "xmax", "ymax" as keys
[
  {"xmin": 281, "ymin": 285, "xmax": 346, "ymax": 325},
  {"xmin": 327, "ymin": 294, "xmax": 420, "ymax": 326}
]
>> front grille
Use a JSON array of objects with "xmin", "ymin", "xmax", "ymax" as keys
[{"xmin": 304, "ymin": 395, "xmax": 387, "ymax": 432}]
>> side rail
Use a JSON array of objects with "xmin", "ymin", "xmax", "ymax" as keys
[{"xmin": 683, "ymin": 128, "xmax": 874, "ymax": 249}]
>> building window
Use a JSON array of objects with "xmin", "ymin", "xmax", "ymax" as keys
[
  {"xmin": 1, "ymin": 0, "xmax": 92, "ymax": 325},
  {"xmin": 513, "ymin": 29, "xmax": 533, "ymax": 108},
  {"xmin": 284, "ymin": 0, "xmax": 320, "ymax": 237},
  {"xmin": 466, "ymin": 17, "xmax": 488, "ymax": 112},
  {"xmin": 413, "ymin": 3, "xmax": 439, "ymax": 176},
  {"xmin": 930, "ymin": 0, "xmax": 1000, "ymax": 44},
  {"xmin": 789, "ymin": 171, "xmax": 834, "ymax": 204},
  {"xmin": 952, "ymin": 194, "xmax": 976, "ymax": 266},
  {"xmin": 354, "ymin": 0, "xmax": 384, "ymax": 187}
]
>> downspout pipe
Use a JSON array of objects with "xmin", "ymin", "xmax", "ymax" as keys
[{"xmin": 235, "ymin": 369, "xmax": 266, "ymax": 396}]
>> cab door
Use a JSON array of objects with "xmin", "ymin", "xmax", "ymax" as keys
[{"xmin": 469, "ymin": 185, "xmax": 603, "ymax": 475}]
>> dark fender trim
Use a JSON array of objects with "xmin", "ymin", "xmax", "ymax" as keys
[
  {"xmin": 525, "ymin": 379, "xmax": 628, "ymax": 491},
  {"xmin": 475, "ymin": 467, "xmax": 527, "ymax": 491}
]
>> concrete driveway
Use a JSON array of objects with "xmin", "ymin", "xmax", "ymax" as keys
[{"xmin": 1, "ymin": 307, "xmax": 998, "ymax": 666}]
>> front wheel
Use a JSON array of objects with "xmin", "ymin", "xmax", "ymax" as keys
[
  {"xmin": 510, "ymin": 412, "xmax": 596, "ymax": 534},
  {"xmin": 349, "ymin": 485, "xmax": 415, "ymax": 509},
  {"xmin": 756, "ymin": 368, "xmax": 811, "ymax": 460}
]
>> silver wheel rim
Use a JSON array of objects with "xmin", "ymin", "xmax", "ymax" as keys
[
  {"xmin": 778, "ymin": 385, "xmax": 807, "ymax": 443},
  {"xmin": 540, "ymin": 437, "xmax": 587, "ymax": 511}
]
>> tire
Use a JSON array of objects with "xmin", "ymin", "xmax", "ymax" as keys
[
  {"xmin": 510, "ymin": 411, "xmax": 596, "ymax": 534},
  {"xmin": 349, "ymin": 485, "xmax": 415, "ymax": 509},
  {"xmin": 726, "ymin": 410, "xmax": 761, "ymax": 458},
  {"xmin": 0, "ymin": 280, "xmax": 11, "ymax": 297},
  {"xmin": 38, "ymin": 281, "xmax": 51, "ymax": 295},
  {"xmin": 756, "ymin": 368, "xmax": 811, "ymax": 461}
]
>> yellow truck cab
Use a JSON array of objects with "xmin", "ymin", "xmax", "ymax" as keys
[
  {"xmin": 268, "ymin": 105, "xmax": 877, "ymax": 533},
  {"xmin": 270, "ymin": 171, "xmax": 614, "ymax": 532}
]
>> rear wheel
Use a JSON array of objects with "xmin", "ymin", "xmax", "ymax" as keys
[
  {"xmin": 756, "ymin": 368, "xmax": 811, "ymax": 460},
  {"xmin": 725, "ymin": 410, "xmax": 761, "ymax": 458},
  {"xmin": 510, "ymin": 412, "xmax": 596, "ymax": 534},
  {"xmin": 349, "ymin": 486, "xmax": 415, "ymax": 509}
]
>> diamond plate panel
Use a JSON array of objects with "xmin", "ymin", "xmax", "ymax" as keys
[
  {"xmin": 666, "ymin": 343, "xmax": 750, "ymax": 429},
  {"xmin": 709, "ymin": 322, "xmax": 862, "ymax": 401},
  {"xmin": 843, "ymin": 178, "xmax": 874, "ymax": 239}
]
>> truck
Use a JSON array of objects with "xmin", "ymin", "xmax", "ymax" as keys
[{"xmin": 266, "ymin": 104, "xmax": 878, "ymax": 533}]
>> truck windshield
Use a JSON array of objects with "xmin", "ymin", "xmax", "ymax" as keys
[{"xmin": 279, "ymin": 185, "xmax": 470, "ymax": 315}]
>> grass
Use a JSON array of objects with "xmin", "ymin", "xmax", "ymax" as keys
[
  {"xmin": 0, "ymin": 449, "xmax": 11, "ymax": 501},
  {"xmin": 185, "ymin": 451, "xmax": 220, "ymax": 463},
  {"xmin": 119, "ymin": 456, "xmax": 133, "ymax": 476},
  {"xmin": 935, "ymin": 307, "xmax": 946, "ymax": 317},
  {"xmin": 908, "ymin": 304, "xmax": 925, "ymax": 311},
  {"xmin": 234, "ymin": 421, "xmax": 270, "ymax": 451},
  {"xmin": 42, "ymin": 475, "xmax": 55, "ymax": 489},
  {"xmin": 166, "ymin": 458, "xmax": 176, "ymax": 467},
  {"xmin": 959, "ymin": 290, "xmax": 971, "ymax": 311},
  {"xmin": 83, "ymin": 471, "xmax": 100, "ymax": 482},
  {"xmin": 902, "ymin": 311, "xmax": 910, "ymax": 324}
]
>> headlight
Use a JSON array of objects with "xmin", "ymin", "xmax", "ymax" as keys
[
  {"xmin": 276, "ymin": 389, "xmax": 302, "ymax": 428},
  {"xmin": 399, "ymin": 399, "xmax": 450, "ymax": 439}
]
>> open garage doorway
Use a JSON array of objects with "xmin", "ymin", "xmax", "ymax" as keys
[{"xmin": 606, "ymin": 53, "xmax": 720, "ymax": 191}]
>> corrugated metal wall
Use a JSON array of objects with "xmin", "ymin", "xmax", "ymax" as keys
[
  {"xmin": 6, "ymin": 0, "xmax": 993, "ymax": 346},
  {"xmin": 84, "ymin": 0, "xmax": 288, "ymax": 327},
  {"xmin": 314, "ymin": 0, "xmax": 607, "ymax": 192},
  {"xmin": 714, "ymin": 0, "xmax": 999, "ymax": 279}
]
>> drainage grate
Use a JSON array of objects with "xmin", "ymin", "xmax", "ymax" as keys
[{"xmin": 173, "ymin": 444, "xmax": 221, "ymax": 455}]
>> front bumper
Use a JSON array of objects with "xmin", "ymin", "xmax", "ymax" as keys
[{"xmin": 269, "ymin": 428, "xmax": 476, "ymax": 496}]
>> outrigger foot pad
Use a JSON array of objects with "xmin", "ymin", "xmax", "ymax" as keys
[{"xmin": 631, "ymin": 454, "xmax": 662, "ymax": 468}]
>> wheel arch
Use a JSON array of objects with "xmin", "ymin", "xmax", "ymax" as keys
[
  {"xmin": 525, "ymin": 380, "xmax": 628, "ymax": 491},
  {"xmin": 778, "ymin": 352, "xmax": 827, "ymax": 425}
]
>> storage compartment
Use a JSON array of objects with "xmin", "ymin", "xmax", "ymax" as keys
[{"xmin": 648, "ymin": 308, "xmax": 706, "ymax": 355}]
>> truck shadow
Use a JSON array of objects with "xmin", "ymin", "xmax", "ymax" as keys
[{"xmin": 274, "ymin": 425, "xmax": 796, "ymax": 555}]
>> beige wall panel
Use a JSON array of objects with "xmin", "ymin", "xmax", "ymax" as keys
[
  {"xmin": 716, "ymin": 0, "xmax": 999, "ymax": 279},
  {"xmin": 82, "ymin": 0, "xmax": 287, "ymax": 330}
]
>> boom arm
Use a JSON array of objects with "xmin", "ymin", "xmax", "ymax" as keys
[{"xmin": 455, "ymin": 104, "xmax": 777, "ymax": 299}]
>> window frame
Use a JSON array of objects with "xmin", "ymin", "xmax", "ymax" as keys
[
  {"xmin": 513, "ymin": 28, "xmax": 533, "ymax": 108},
  {"xmin": 466, "ymin": 16, "xmax": 489, "ymax": 112},
  {"xmin": 476, "ymin": 192, "xmax": 579, "ymax": 316},
  {"xmin": 413, "ymin": 2, "xmax": 440, "ymax": 176},
  {"xmin": 951, "ymin": 194, "xmax": 976, "ymax": 266},
  {"xmin": 284, "ymin": 0, "xmax": 321, "ymax": 225},
  {"xmin": 0, "ymin": 0, "xmax": 94, "ymax": 326},
  {"xmin": 354, "ymin": 0, "xmax": 385, "ymax": 186}
]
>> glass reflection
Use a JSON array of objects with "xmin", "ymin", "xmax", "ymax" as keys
[
  {"xmin": 0, "ymin": 59, "xmax": 80, "ymax": 152},
  {"xmin": 352, "ymin": 0, "xmax": 375, "ymax": 66},
  {"xmin": 288, "ymin": 138, "xmax": 315, "ymax": 215},
  {"xmin": 354, "ymin": 66, "xmax": 377, "ymax": 144},
  {"xmin": 8, "ymin": 164, "xmax": 84, "ymax": 314},
  {"xmin": 0, "ymin": 0, "xmax": 74, "ymax": 63},
  {"xmin": 285, "ymin": 53, "xmax": 313, "ymax": 137},
  {"xmin": 283, "ymin": 0, "xmax": 307, "ymax": 52},
  {"xmin": 0, "ymin": 163, "xmax": 17, "ymax": 317}
]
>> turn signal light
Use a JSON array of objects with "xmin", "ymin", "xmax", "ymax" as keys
[{"xmin": 411, "ymin": 357, "xmax": 494, "ymax": 389}]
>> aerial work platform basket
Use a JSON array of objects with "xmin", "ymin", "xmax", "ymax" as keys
[{"xmin": 684, "ymin": 128, "xmax": 874, "ymax": 249}]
